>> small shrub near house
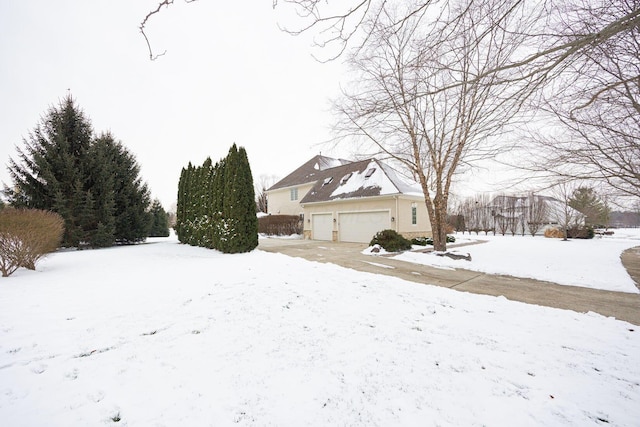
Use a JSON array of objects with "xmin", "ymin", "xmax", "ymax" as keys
[
  {"xmin": 0, "ymin": 208, "xmax": 64, "ymax": 277},
  {"xmin": 567, "ymin": 226, "xmax": 595, "ymax": 239},
  {"xmin": 370, "ymin": 229, "xmax": 412, "ymax": 252},
  {"xmin": 412, "ymin": 236, "xmax": 432, "ymax": 246},
  {"xmin": 411, "ymin": 235, "xmax": 456, "ymax": 246}
]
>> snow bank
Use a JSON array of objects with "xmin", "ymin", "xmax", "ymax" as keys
[
  {"xmin": 394, "ymin": 230, "xmax": 640, "ymax": 293},
  {"xmin": 0, "ymin": 236, "xmax": 639, "ymax": 425}
]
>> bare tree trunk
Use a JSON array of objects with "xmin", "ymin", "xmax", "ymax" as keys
[{"xmin": 526, "ymin": 193, "xmax": 547, "ymax": 236}]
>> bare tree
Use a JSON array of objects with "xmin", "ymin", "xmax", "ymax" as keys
[
  {"xmin": 526, "ymin": 193, "xmax": 547, "ymax": 236},
  {"xmin": 505, "ymin": 196, "xmax": 519, "ymax": 236},
  {"xmin": 332, "ymin": 2, "xmax": 532, "ymax": 251},
  {"xmin": 517, "ymin": 196, "xmax": 527, "ymax": 236},
  {"xmin": 255, "ymin": 174, "xmax": 279, "ymax": 214},
  {"xmin": 474, "ymin": 193, "xmax": 494, "ymax": 235},
  {"xmin": 523, "ymin": 1, "xmax": 640, "ymax": 201},
  {"xmin": 459, "ymin": 197, "xmax": 479, "ymax": 235},
  {"xmin": 551, "ymin": 182, "xmax": 582, "ymax": 241},
  {"xmin": 492, "ymin": 194, "xmax": 510, "ymax": 236}
]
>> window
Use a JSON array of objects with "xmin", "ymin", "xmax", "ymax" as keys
[
  {"xmin": 323, "ymin": 177, "xmax": 333, "ymax": 186},
  {"xmin": 290, "ymin": 188, "xmax": 298, "ymax": 201},
  {"xmin": 340, "ymin": 173, "xmax": 352, "ymax": 185},
  {"xmin": 411, "ymin": 203, "xmax": 417, "ymax": 225},
  {"xmin": 365, "ymin": 168, "xmax": 376, "ymax": 178}
]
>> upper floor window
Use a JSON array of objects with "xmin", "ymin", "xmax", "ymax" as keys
[
  {"xmin": 290, "ymin": 188, "xmax": 298, "ymax": 201},
  {"xmin": 340, "ymin": 173, "xmax": 353, "ymax": 185}
]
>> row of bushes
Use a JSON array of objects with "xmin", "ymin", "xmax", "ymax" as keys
[
  {"xmin": 0, "ymin": 208, "xmax": 64, "ymax": 277},
  {"xmin": 544, "ymin": 226, "xmax": 595, "ymax": 239},
  {"xmin": 258, "ymin": 215, "xmax": 302, "ymax": 236},
  {"xmin": 411, "ymin": 235, "xmax": 456, "ymax": 246},
  {"xmin": 175, "ymin": 144, "xmax": 258, "ymax": 253}
]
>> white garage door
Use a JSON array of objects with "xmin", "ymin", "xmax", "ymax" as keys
[
  {"xmin": 312, "ymin": 213, "xmax": 333, "ymax": 241},
  {"xmin": 339, "ymin": 211, "xmax": 391, "ymax": 243}
]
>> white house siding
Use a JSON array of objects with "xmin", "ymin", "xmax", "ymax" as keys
[{"xmin": 266, "ymin": 183, "xmax": 314, "ymax": 215}]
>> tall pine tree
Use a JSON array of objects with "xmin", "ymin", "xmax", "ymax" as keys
[
  {"xmin": 6, "ymin": 96, "xmax": 93, "ymax": 246},
  {"xmin": 93, "ymin": 133, "xmax": 151, "ymax": 244},
  {"xmin": 4, "ymin": 96, "xmax": 152, "ymax": 247},
  {"xmin": 148, "ymin": 199, "xmax": 170, "ymax": 237}
]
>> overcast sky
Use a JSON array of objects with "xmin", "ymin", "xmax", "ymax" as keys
[
  {"xmin": 0, "ymin": 0, "xmax": 354, "ymax": 209},
  {"xmin": 1, "ymin": 0, "xmax": 527, "ymax": 212}
]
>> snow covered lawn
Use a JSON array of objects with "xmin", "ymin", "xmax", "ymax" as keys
[
  {"xmin": 393, "ymin": 229, "xmax": 640, "ymax": 294},
  {"xmin": 1, "ymin": 236, "xmax": 639, "ymax": 426}
]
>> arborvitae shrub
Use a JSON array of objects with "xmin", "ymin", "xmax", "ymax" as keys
[
  {"xmin": 370, "ymin": 229, "xmax": 412, "ymax": 252},
  {"xmin": 0, "ymin": 208, "xmax": 64, "ymax": 277},
  {"xmin": 176, "ymin": 145, "xmax": 257, "ymax": 253}
]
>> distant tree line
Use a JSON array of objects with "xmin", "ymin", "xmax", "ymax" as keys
[
  {"xmin": 176, "ymin": 144, "xmax": 257, "ymax": 253},
  {"xmin": 3, "ymin": 96, "xmax": 169, "ymax": 248},
  {"xmin": 452, "ymin": 186, "xmax": 610, "ymax": 238}
]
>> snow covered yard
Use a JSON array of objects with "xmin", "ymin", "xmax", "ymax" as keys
[
  {"xmin": 393, "ymin": 229, "xmax": 640, "ymax": 294},
  {"xmin": 1, "ymin": 235, "xmax": 639, "ymax": 426}
]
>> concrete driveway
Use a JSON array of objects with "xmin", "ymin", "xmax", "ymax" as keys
[{"xmin": 258, "ymin": 238, "xmax": 640, "ymax": 326}]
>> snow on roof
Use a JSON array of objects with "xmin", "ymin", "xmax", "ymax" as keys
[
  {"xmin": 329, "ymin": 159, "xmax": 423, "ymax": 200},
  {"xmin": 378, "ymin": 162, "xmax": 423, "ymax": 196},
  {"xmin": 315, "ymin": 156, "xmax": 346, "ymax": 171},
  {"xmin": 330, "ymin": 160, "xmax": 396, "ymax": 198},
  {"xmin": 268, "ymin": 155, "xmax": 351, "ymax": 191}
]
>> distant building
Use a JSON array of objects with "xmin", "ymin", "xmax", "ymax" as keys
[{"xmin": 487, "ymin": 195, "xmax": 585, "ymax": 235}]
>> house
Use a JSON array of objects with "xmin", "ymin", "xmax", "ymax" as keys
[
  {"xmin": 487, "ymin": 194, "xmax": 585, "ymax": 235},
  {"xmin": 266, "ymin": 155, "xmax": 431, "ymax": 243}
]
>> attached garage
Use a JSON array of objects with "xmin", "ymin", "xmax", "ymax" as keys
[
  {"xmin": 338, "ymin": 211, "xmax": 391, "ymax": 243},
  {"xmin": 312, "ymin": 213, "xmax": 333, "ymax": 241}
]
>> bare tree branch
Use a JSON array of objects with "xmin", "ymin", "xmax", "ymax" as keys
[{"xmin": 141, "ymin": 0, "xmax": 198, "ymax": 60}]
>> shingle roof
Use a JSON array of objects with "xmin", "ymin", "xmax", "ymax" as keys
[
  {"xmin": 300, "ymin": 159, "xmax": 423, "ymax": 204},
  {"xmin": 268, "ymin": 155, "xmax": 423, "ymax": 203},
  {"xmin": 267, "ymin": 155, "xmax": 350, "ymax": 191}
]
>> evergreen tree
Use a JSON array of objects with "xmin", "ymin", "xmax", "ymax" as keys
[
  {"xmin": 84, "ymin": 140, "xmax": 116, "ymax": 247},
  {"xmin": 220, "ymin": 144, "xmax": 257, "ymax": 253},
  {"xmin": 148, "ymin": 199, "xmax": 170, "ymax": 237},
  {"xmin": 94, "ymin": 133, "xmax": 151, "ymax": 243},
  {"xmin": 176, "ymin": 165, "xmax": 189, "ymax": 242},
  {"xmin": 569, "ymin": 187, "xmax": 610, "ymax": 227},
  {"xmin": 4, "ymin": 96, "xmax": 152, "ymax": 247},
  {"xmin": 176, "ymin": 144, "xmax": 257, "ymax": 253},
  {"xmin": 236, "ymin": 146, "xmax": 258, "ymax": 251},
  {"xmin": 5, "ymin": 96, "xmax": 94, "ymax": 246}
]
